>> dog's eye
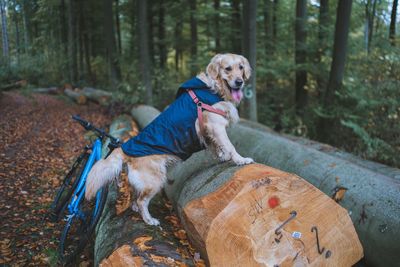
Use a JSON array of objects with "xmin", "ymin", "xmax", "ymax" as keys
[
  {"xmin": 225, "ymin": 66, "xmax": 232, "ymax": 71},
  {"xmin": 239, "ymin": 65, "xmax": 243, "ymax": 70}
]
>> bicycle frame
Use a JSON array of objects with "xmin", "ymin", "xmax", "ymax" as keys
[{"xmin": 66, "ymin": 138, "xmax": 103, "ymax": 221}]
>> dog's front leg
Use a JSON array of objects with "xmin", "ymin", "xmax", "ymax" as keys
[{"xmin": 202, "ymin": 110, "xmax": 254, "ymax": 165}]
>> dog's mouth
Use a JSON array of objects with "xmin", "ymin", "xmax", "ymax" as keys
[{"xmin": 224, "ymin": 79, "xmax": 243, "ymax": 103}]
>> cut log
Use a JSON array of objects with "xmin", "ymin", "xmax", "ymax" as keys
[
  {"xmin": 94, "ymin": 115, "xmax": 198, "ymax": 266},
  {"xmin": 32, "ymin": 87, "xmax": 62, "ymax": 95},
  {"xmin": 168, "ymin": 161, "xmax": 363, "ymax": 266},
  {"xmin": 130, "ymin": 105, "xmax": 400, "ymax": 267},
  {"xmin": 64, "ymin": 88, "xmax": 87, "ymax": 105},
  {"xmin": 64, "ymin": 87, "xmax": 112, "ymax": 105},
  {"xmin": 1, "ymin": 80, "xmax": 27, "ymax": 91},
  {"xmin": 81, "ymin": 87, "xmax": 112, "ymax": 105}
]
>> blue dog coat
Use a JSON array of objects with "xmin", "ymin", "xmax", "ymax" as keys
[{"xmin": 121, "ymin": 77, "xmax": 224, "ymax": 160}]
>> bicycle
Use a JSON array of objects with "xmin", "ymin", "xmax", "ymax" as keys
[{"xmin": 49, "ymin": 115, "xmax": 120, "ymax": 264}]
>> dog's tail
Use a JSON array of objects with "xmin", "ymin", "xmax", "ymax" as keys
[{"xmin": 85, "ymin": 147, "xmax": 124, "ymax": 200}]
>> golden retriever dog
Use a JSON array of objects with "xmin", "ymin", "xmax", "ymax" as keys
[{"xmin": 85, "ymin": 53, "xmax": 254, "ymax": 225}]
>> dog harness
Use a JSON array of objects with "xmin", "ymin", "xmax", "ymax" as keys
[
  {"xmin": 187, "ymin": 89, "xmax": 226, "ymax": 136},
  {"xmin": 121, "ymin": 77, "xmax": 226, "ymax": 160}
]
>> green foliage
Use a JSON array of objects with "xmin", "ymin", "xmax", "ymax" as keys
[{"xmin": 0, "ymin": 0, "xmax": 399, "ymax": 167}]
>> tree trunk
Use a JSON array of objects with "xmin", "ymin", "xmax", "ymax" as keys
[
  {"xmin": 241, "ymin": 0, "xmax": 258, "ymax": 122},
  {"xmin": 272, "ymin": 0, "xmax": 278, "ymax": 43},
  {"xmin": 264, "ymin": 0, "xmax": 273, "ymax": 56},
  {"xmin": 189, "ymin": 0, "xmax": 198, "ymax": 76},
  {"xmin": 214, "ymin": 0, "xmax": 220, "ymax": 51},
  {"xmin": 131, "ymin": 105, "xmax": 400, "ymax": 267},
  {"xmin": 68, "ymin": 0, "xmax": 78, "ymax": 84},
  {"xmin": 158, "ymin": 0, "xmax": 166, "ymax": 69},
  {"xmin": 147, "ymin": 0, "xmax": 155, "ymax": 65},
  {"xmin": 389, "ymin": 0, "xmax": 398, "ymax": 46},
  {"xmin": 364, "ymin": 0, "xmax": 377, "ymax": 53},
  {"xmin": 174, "ymin": 18, "xmax": 183, "ymax": 72},
  {"xmin": 0, "ymin": 0, "xmax": 10, "ymax": 62},
  {"xmin": 115, "ymin": 0, "xmax": 122, "ymax": 54},
  {"xmin": 318, "ymin": 0, "xmax": 352, "ymax": 142},
  {"xmin": 295, "ymin": 0, "xmax": 308, "ymax": 116},
  {"xmin": 230, "ymin": 0, "xmax": 242, "ymax": 54},
  {"xmin": 94, "ymin": 115, "xmax": 199, "ymax": 266},
  {"xmin": 137, "ymin": 0, "xmax": 153, "ymax": 105},
  {"xmin": 104, "ymin": 0, "xmax": 121, "ymax": 87},
  {"xmin": 22, "ymin": 0, "xmax": 30, "ymax": 53},
  {"xmin": 13, "ymin": 4, "xmax": 21, "ymax": 65},
  {"xmin": 316, "ymin": 0, "xmax": 329, "ymax": 96}
]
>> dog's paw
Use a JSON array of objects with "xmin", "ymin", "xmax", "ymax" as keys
[
  {"xmin": 144, "ymin": 217, "xmax": 160, "ymax": 226},
  {"xmin": 131, "ymin": 202, "xmax": 139, "ymax": 213},
  {"xmin": 233, "ymin": 156, "xmax": 254, "ymax": 166}
]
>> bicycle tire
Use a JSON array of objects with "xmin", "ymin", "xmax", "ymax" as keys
[
  {"xmin": 50, "ymin": 153, "xmax": 89, "ymax": 222},
  {"xmin": 59, "ymin": 186, "xmax": 108, "ymax": 264}
]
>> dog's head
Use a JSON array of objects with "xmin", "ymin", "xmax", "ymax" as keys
[{"xmin": 206, "ymin": 53, "xmax": 251, "ymax": 104}]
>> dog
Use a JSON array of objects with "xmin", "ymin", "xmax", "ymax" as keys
[{"xmin": 85, "ymin": 53, "xmax": 254, "ymax": 225}]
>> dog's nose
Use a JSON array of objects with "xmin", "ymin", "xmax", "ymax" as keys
[{"xmin": 235, "ymin": 79, "xmax": 243, "ymax": 86}]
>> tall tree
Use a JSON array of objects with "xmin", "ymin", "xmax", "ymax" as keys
[
  {"xmin": 241, "ymin": 0, "xmax": 258, "ymax": 122},
  {"xmin": 189, "ymin": 0, "xmax": 198, "ymax": 76},
  {"xmin": 318, "ymin": 0, "xmax": 353, "ymax": 141},
  {"xmin": 22, "ymin": 0, "xmax": 30, "ymax": 53},
  {"xmin": 264, "ymin": 0, "xmax": 273, "ymax": 56},
  {"xmin": 158, "ymin": 0, "xmax": 166, "ymax": 69},
  {"xmin": 68, "ymin": 0, "xmax": 78, "ymax": 83},
  {"xmin": 295, "ymin": 0, "xmax": 308, "ymax": 115},
  {"xmin": 214, "ymin": 0, "xmax": 220, "ymax": 51},
  {"xmin": 104, "ymin": 0, "xmax": 121, "ymax": 87},
  {"xmin": 389, "ymin": 0, "xmax": 398, "ymax": 46},
  {"xmin": 0, "ymin": 0, "xmax": 9, "ymax": 61},
  {"xmin": 316, "ymin": 0, "xmax": 329, "ymax": 95},
  {"xmin": 13, "ymin": 0, "xmax": 21, "ymax": 64},
  {"xmin": 230, "ymin": 0, "xmax": 242, "ymax": 54},
  {"xmin": 364, "ymin": 0, "xmax": 378, "ymax": 53},
  {"xmin": 59, "ymin": 0, "xmax": 67, "ymax": 56},
  {"xmin": 115, "ymin": 0, "xmax": 122, "ymax": 54},
  {"xmin": 137, "ymin": 0, "xmax": 153, "ymax": 104},
  {"xmin": 272, "ymin": 0, "xmax": 278, "ymax": 42}
]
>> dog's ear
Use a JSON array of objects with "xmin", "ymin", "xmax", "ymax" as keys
[
  {"xmin": 240, "ymin": 56, "xmax": 252, "ymax": 81},
  {"xmin": 207, "ymin": 54, "xmax": 222, "ymax": 80}
]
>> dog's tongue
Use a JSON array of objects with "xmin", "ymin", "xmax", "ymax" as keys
[{"xmin": 232, "ymin": 90, "xmax": 243, "ymax": 103}]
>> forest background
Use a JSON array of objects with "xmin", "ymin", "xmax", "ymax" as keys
[{"xmin": 0, "ymin": 0, "xmax": 399, "ymax": 168}]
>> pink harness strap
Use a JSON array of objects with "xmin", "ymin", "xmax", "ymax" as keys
[{"xmin": 187, "ymin": 89, "xmax": 227, "ymax": 136}]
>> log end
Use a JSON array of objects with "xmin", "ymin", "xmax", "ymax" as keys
[{"xmin": 182, "ymin": 164, "xmax": 363, "ymax": 266}]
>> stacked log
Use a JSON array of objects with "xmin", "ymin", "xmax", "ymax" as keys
[
  {"xmin": 129, "ymin": 105, "xmax": 400, "ymax": 267},
  {"xmin": 94, "ymin": 115, "xmax": 198, "ymax": 266}
]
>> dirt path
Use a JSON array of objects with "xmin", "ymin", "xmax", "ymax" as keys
[{"xmin": 0, "ymin": 92, "xmax": 112, "ymax": 265}]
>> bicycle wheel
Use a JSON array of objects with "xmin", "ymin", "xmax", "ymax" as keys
[
  {"xmin": 50, "ymin": 153, "xmax": 89, "ymax": 222},
  {"xmin": 59, "ymin": 186, "xmax": 108, "ymax": 264}
]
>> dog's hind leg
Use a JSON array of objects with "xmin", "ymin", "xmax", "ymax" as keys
[{"xmin": 126, "ymin": 156, "xmax": 166, "ymax": 226}]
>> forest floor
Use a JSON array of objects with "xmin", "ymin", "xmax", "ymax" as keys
[
  {"xmin": 0, "ymin": 91, "xmax": 113, "ymax": 265},
  {"xmin": 0, "ymin": 91, "xmax": 203, "ymax": 267}
]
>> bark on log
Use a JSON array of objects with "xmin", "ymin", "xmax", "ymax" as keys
[
  {"xmin": 82, "ymin": 87, "xmax": 112, "ymax": 105},
  {"xmin": 94, "ymin": 115, "xmax": 196, "ymax": 266},
  {"xmin": 64, "ymin": 87, "xmax": 112, "ymax": 105},
  {"xmin": 130, "ymin": 105, "xmax": 400, "ymax": 267},
  {"xmin": 0, "ymin": 80, "xmax": 27, "ymax": 91},
  {"xmin": 64, "ymin": 88, "xmax": 87, "ymax": 105},
  {"xmin": 32, "ymin": 87, "xmax": 62, "ymax": 95}
]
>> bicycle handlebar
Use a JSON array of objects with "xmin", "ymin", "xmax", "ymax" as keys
[{"xmin": 72, "ymin": 115, "xmax": 121, "ymax": 144}]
